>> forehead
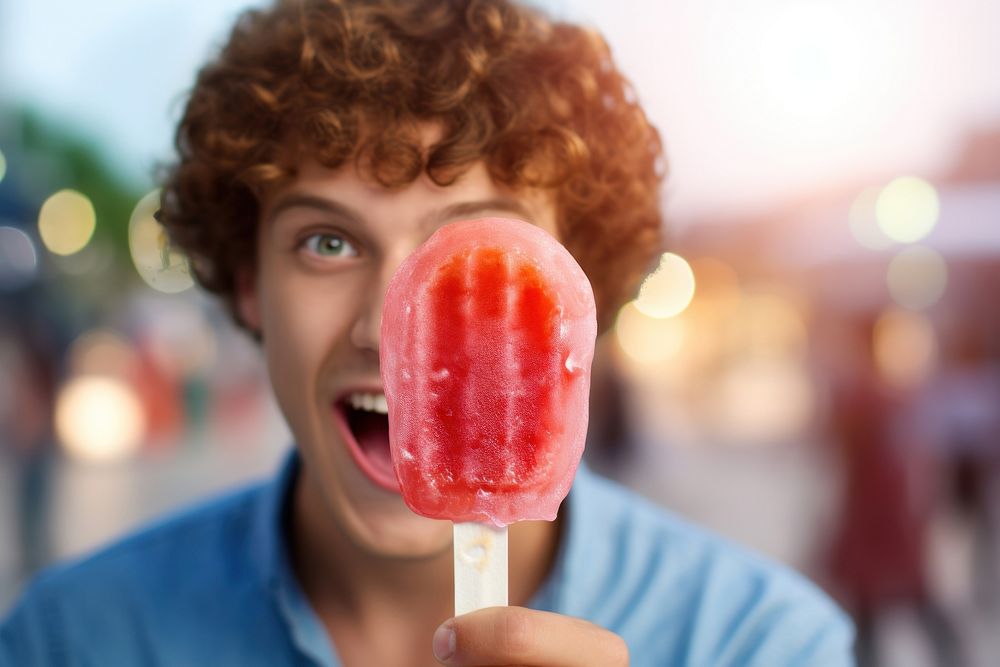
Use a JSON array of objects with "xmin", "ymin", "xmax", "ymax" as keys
[{"xmin": 261, "ymin": 157, "xmax": 559, "ymax": 237}]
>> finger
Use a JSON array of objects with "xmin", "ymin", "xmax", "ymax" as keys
[{"xmin": 432, "ymin": 606, "xmax": 629, "ymax": 666}]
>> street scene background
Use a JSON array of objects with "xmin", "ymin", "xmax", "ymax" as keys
[{"xmin": 2, "ymin": 1, "xmax": 999, "ymax": 665}]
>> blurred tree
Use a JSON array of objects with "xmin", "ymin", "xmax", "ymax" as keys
[
  {"xmin": 10, "ymin": 106, "xmax": 143, "ymax": 263},
  {"xmin": 1, "ymin": 105, "xmax": 148, "ymax": 336}
]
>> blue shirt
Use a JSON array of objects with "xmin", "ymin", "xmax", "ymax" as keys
[{"xmin": 0, "ymin": 452, "xmax": 854, "ymax": 666}]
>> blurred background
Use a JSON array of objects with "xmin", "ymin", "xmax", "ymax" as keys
[{"xmin": 1, "ymin": 1, "xmax": 998, "ymax": 665}]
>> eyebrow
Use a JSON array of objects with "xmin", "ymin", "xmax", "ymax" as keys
[
  {"xmin": 265, "ymin": 194, "xmax": 364, "ymax": 226},
  {"xmin": 265, "ymin": 193, "xmax": 535, "ymax": 229}
]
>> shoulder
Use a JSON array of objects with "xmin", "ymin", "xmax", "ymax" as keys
[
  {"xmin": 0, "ymin": 482, "xmax": 274, "ymax": 665},
  {"xmin": 561, "ymin": 470, "xmax": 855, "ymax": 666}
]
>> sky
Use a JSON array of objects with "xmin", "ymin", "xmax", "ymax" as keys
[{"xmin": 2, "ymin": 0, "xmax": 999, "ymax": 221}]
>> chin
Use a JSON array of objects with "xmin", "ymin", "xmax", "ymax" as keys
[
  {"xmin": 288, "ymin": 380, "xmax": 462, "ymax": 561},
  {"xmin": 299, "ymin": 419, "xmax": 453, "ymax": 561}
]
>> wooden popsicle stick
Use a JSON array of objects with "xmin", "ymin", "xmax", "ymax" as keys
[{"xmin": 453, "ymin": 522, "xmax": 508, "ymax": 616}]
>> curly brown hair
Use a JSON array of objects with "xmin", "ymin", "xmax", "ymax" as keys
[{"xmin": 159, "ymin": 0, "xmax": 666, "ymax": 333}]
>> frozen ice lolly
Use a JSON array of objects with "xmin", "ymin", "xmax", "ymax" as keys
[{"xmin": 380, "ymin": 217, "xmax": 597, "ymax": 527}]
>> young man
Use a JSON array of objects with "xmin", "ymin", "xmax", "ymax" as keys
[{"xmin": 0, "ymin": 0, "xmax": 854, "ymax": 665}]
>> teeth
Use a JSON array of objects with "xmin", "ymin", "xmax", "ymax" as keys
[{"xmin": 347, "ymin": 392, "xmax": 388, "ymax": 415}]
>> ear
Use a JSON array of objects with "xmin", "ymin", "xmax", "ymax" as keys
[{"xmin": 235, "ymin": 266, "xmax": 262, "ymax": 333}]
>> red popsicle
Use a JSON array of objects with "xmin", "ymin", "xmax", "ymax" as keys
[{"xmin": 380, "ymin": 218, "xmax": 597, "ymax": 527}]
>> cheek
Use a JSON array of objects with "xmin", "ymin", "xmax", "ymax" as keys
[{"xmin": 258, "ymin": 270, "xmax": 358, "ymax": 404}]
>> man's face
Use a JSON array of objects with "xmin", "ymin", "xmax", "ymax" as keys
[{"xmin": 238, "ymin": 157, "xmax": 558, "ymax": 558}]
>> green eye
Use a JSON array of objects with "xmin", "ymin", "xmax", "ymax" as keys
[{"xmin": 303, "ymin": 233, "xmax": 357, "ymax": 258}]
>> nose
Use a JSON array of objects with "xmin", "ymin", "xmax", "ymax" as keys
[{"xmin": 349, "ymin": 251, "xmax": 408, "ymax": 354}]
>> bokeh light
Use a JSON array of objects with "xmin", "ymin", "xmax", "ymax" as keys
[
  {"xmin": 887, "ymin": 246, "xmax": 948, "ymax": 309},
  {"xmin": 68, "ymin": 329, "xmax": 136, "ymax": 378},
  {"xmin": 689, "ymin": 257, "xmax": 741, "ymax": 306},
  {"xmin": 735, "ymin": 290, "xmax": 809, "ymax": 360},
  {"xmin": 634, "ymin": 252, "xmax": 696, "ymax": 318},
  {"xmin": 55, "ymin": 375, "xmax": 146, "ymax": 463},
  {"xmin": 849, "ymin": 186, "xmax": 894, "ymax": 250},
  {"xmin": 129, "ymin": 189, "xmax": 194, "ymax": 293},
  {"xmin": 873, "ymin": 309, "xmax": 938, "ymax": 388},
  {"xmin": 38, "ymin": 189, "xmax": 97, "ymax": 256},
  {"xmin": 876, "ymin": 177, "xmax": 940, "ymax": 244},
  {"xmin": 614, "ymin": 301, "xmax": 687, "ymax": 366},
  {"xmin": 669, "ymin": 258, "xmax": 742, "ymax": 372},
  {"xmin": 0, "ymin": 226, "xmax": 39, "ymax": 290},
  {"xmin": 711, "ymin": 358, "xmax": 815, "ymax": 446},
  {"xmin": 0, "ymin": 147, "xmax": 7, "ymax": 184}
]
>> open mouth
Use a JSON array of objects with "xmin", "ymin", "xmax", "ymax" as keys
[{"xmin": 335, "ymin": 391, "xmax": 400, "ymax": 493}]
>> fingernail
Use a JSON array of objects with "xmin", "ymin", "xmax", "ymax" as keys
[{"xmin": 432, "ymin": 621, "xmax": 456, "ymax": 661}]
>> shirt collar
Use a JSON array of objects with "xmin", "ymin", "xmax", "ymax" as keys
[
  {"xmin": 250, "ymin": 448, "xmax": 340, "ymax": 666},
  {"xmin": 249, "ymin": 447, "xmax": 298, "ymax": 591}
]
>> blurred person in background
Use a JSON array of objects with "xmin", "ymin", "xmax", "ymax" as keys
[
  {"xmin": 825, "ymin": 315, "xmax": 961, "ymax": 667},
  {"xmin": 0, "ymin": 0, "xmax": 852, "ymax": 665},
  {"xmin": 922, "ymin": 323, "xmax": 1000, "ymax": 612},
  {"xmin": 0, "ymin": 303, "xmax": 58, "ymax": 583}
]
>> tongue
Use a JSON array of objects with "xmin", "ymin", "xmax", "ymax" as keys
[{"xmin": 349, "ymin": 410, "xmax": 393, "ymax": 476}]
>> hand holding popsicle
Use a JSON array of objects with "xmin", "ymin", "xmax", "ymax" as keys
[
  {"xmin": 432, "ymin": 607, "xmax": 630, "ymax": 666},
  {"xmin": 380, "ymin": 217, "xmax": 597, "ymax": 616}
]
